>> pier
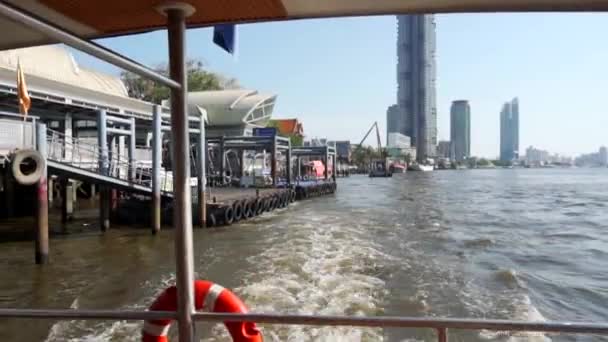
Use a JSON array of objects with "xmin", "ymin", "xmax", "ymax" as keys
[{"xmin": 0, "ymin": 46, "xmax": 338, "ymax": 264}]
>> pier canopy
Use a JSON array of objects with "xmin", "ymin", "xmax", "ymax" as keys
[
  {"xmin": 188, "ymin": 90, "xmax": 277, "ymax": 137},
  {"xmin": 0, "ymin": 45, "xmax": 159, "ymax": 121}
]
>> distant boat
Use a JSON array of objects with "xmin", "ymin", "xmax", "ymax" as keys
[
  {"xmin": 408, "ymin": 163, "xmax": 434, "ymax": 172},
  {"xmin": 390, "ymin": 163, "xmax": 407, "ymax": 174}
]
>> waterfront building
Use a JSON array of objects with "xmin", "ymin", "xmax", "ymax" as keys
[
  {"xmin": 450, "ymin": 100, "xmax": 471, "ymax": 162},
  {"xmin": 500, "ymin": 98, "xmax": 519, "ymax": 162},
  {"xmin": 437, "ymin": 140, "xmax": 451, "ymax": 159}
]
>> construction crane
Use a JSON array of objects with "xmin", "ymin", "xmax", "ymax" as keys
[
  {"xmin": 355, "ymin": 121, "xmax": 391, "ymax": 177},
  {"xmin": 356, "ymin": 121, "xmax": 384, "ymax": 157}
]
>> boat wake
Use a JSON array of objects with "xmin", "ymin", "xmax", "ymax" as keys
[{"xmin": 201, "ymin": 210, "xmax": 393, "ymax": 341}]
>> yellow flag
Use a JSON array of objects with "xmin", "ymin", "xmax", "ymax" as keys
[{"xmin": 17, "ymin": 61, "xmax": 31, "ymax": 119}]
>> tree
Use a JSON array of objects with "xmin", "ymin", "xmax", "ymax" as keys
[{"xmin": 120, "ymin": 59, "xmax": 239, "ymax": 104}]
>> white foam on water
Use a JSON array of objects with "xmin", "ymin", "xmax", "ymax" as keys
[
  {"xmin": 44, "ymin": 274, "xmax": 177, "ymax": 342},
  {"xmin": 479, "ymin": 295, "xmax": 551, "ymax": 342},
  {"xmin": 199, "ymin": 216, "xmax": 393, "ymax": 341}
]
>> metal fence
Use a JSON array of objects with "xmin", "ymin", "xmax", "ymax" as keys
[{"xmin": 0, "ymin": 111, "xmax": 37, "ymax": 157}]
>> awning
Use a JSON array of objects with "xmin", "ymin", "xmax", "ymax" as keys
[{"xmin": 0, "ymin": 0, "xmax": 606, "ymax": 50}]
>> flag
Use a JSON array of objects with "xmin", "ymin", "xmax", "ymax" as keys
[
  {"xmin": 17, "ymin": 61, "xmax": 31, "ymax": 119},
  {"xmin": 213, "ymin": 24, "xmax": 237, "ymax": 55}
]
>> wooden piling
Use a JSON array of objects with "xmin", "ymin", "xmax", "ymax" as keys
[{"xmin": 35, "ymin": 123, "xmax": 49, "ymax": 264}]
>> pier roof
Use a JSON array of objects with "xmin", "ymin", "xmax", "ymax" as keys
[
  {"xmin": 188, "ymin": 90, "xmax": 276, "ymax": 127},
  {"xmin": 0, "ymin": 1, "xmax": 604, "ymax": 51},
  {"xmin": 0, "ymin": 45, "xmax": 159, "ymax": 120}
]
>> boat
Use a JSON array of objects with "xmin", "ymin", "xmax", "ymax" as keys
[
  {"xmin": 390, "ymin": 162, "xmax": 407, "ymax": 174},
  {"xmin": 0, "ymin": 2, "xmax": 606, "ymax": 342},
  {"xmin": 408, "ymin": 163, "xmax": 434, "ymax": 172},
  {"xmin": 369, "ymin": 158, "xmax": 392, "ymax": 177}
]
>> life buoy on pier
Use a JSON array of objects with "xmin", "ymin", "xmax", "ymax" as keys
[
  {"xmin": 142, "ymin": 280, "xmax": 262, "ymax": 342},
  {"xmin": 11, "ymin": 149, "xmax": 45, "ymax": 185}
]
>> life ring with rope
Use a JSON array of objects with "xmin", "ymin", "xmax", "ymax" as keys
[{"xmin": 142, "ymin": 280, "xmax": 262, "ymax": 342}]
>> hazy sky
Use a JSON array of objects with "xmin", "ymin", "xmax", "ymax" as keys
[{"xmin": 75, "ymin": 13, "xmax": 608, "ymax": 158}]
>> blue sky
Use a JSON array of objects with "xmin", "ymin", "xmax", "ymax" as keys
[{"xmin": 74, "ymin": 13, "xmax": 608, "ymax": 158}]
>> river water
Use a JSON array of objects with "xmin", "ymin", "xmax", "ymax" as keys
[{"xmin": 0, "ymin": 169, "xmax": 607, "ymax": 341}]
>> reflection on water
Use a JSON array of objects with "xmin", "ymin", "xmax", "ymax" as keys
[{"xmin": 0, "ymin": 169, "xmax": 607, "ymax": 341}]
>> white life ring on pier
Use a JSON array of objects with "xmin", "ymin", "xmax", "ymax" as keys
[{"xmin": 11, "ymin": 149, "xmax": 45, "ymax": 185}]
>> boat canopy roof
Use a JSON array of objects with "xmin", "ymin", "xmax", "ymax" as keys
[{"xmin": 0, "ymin": 0, "xmax": 606, "ymax": 50}]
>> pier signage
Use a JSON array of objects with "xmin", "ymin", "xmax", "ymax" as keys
[{"xmin": 253, "ymin": 127, "xmax": 277, "ymax": 137}]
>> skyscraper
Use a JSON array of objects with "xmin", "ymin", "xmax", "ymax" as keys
[
  {"xmin": 450, "ymin": 100, "xmax": 471, "ymax": 162},
  {"xmin": 386, "ymin": 104, "xmax": 403, "ymax": 145},
  {"xmin": 388, "ymin": 15, "xmax": 437, "ymax": 161},
  {"xmin": 500, "ymin": 98, "xmax": 519, "ymax": 162}
]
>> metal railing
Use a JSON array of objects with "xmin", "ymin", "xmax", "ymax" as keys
[
  {"xmin": 46, "ymin": 128, "xmax": 174, "ymax": 192},
  {"xmin": 0, "ymin": 308, "xmax": 607, "ymax": 341}
]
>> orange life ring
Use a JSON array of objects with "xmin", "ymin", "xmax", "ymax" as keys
[{"xmin": 142, "ymin": 280, "xmax": 262, "ymax": 342}]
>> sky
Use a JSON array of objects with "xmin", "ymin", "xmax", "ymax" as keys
[{"xmin": 73, "ymin": 13, "xmax": 608, "ymax": 158}]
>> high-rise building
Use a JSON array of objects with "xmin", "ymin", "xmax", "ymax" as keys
[
  {"xmin": 500, "ymin": 98, "xmax": 519, "ymax": 162},
  {"xmin": 599, "ymin": 146, "xmax": 608, "ymax": 166},
  {"xmin": 391, "ymin": 14, "xmax": 437, "ymax": 161},
  {"xmin": 386, "ymin": 104, "xmax": 403, "ymax": 145},
  {"xmin": 437, "ymin": 140, "xmax": 451, "ymax": 159},
  {"xmin": 450, "ymin": 100, "xmax": 471, "ymax": 162}
]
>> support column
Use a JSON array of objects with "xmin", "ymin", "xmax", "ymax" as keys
[
  {"xmin": 196, "ymin": 112, "xmax": 206, "ymax": 227},
  {"xmin": 296, "ymin": 156, "xmax": 301, "ymax": 183},
  {"xmin": 238, "ymin": 150, "xmax": 245, "ymax": 179},
  {"xmin": 324, "ymin": 147, "xmax": 329, "ymax": 181},
  {"xmin": 64, "ymin": 113, "xmax": 73, "ymax": 162},
  {"xmin": 332, "ymin": 154, "xmax": 337, "ymax": 182},
  {"xmin": 35, "ymin": 123, "xmax": 49, "ymax": 264},
  {"xmin": 4, "ymin": 169, "xmax": 14, "ymax": 217},
  {"xmin": 60, "ymin": 178, "xmax": 73, "ymax": 225},
  {"xmin": 97, "ymin": 109, "xmax": 110, "ymax": 232},
  {"xmin": 152, "ymin": 105, "xmax": 162, "ymax": 234},
  {"xmin": 47, "ymin": 177, "xmax": 53, "ymax": 205},
  {"xmin": 286, "ymin": 144, "xmax": 292, "ymax": 186},
  {"xmin": 271, "ymin": 136, "xmax": 277, "ymax": 186},
  {"xmin": 218, "ymin": 136, "xmax": 225, "ymax": 185},
  {"xmin": 166, "ymin": 6, "xmax": 195, "ymax": 342},
  {"xmin": 128, "ymin": 117, "xmax": 136, "ymax": 182}
]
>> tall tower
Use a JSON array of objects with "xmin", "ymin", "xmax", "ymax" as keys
[
  {"xmin": 500, "ymin": 97, "xmax": 520, "ymax": 162},
  {"xmin": 396, "ymin": 15, "xmax": 437, "ymax": 161},
  {"xmin": 450, "ymin": 100, "xmax": 471, "ymax": 162}
]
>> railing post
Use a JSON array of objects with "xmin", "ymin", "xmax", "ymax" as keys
[
  {"xmin": 35, "ymin": 123, "xmax": 49, "ymax": 264},
  {"xmin": 152, "ymin": 105, "xmax": 162, "ymax": 234},
  {"xmin": 196, "ymin": 111, "xmax": 206, "ymax": 227},
  {"xmin": 165, "ymin": 4, "xmax": 195, "ymax": 342},
  {"xmin": 97, "ymin": 109, "xmax": 110, "ymax": 232},
  {"xmin": 437, "ymin": 327, "xmax": 448, "ymax": 342},
  {"xmin": 129, "ymin": 117, "xmax": 136, "ymax": 182}
]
